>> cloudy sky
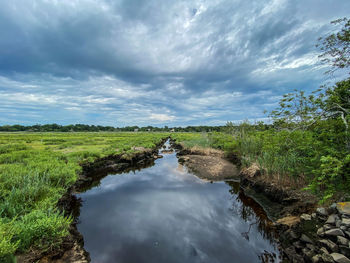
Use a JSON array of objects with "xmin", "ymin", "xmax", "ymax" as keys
[{"xmin": 0, "ymin": 0, "xmax": 349, "ymax": 127}]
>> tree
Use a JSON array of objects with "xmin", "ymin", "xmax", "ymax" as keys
[
  {"xmin": 318, "ymin": 18, "xmax": 350, "ymax": 75},
  {"xmin": 322, "ymin": 79, "xmax": 350, "ymax": 132},
  {"xmin": 268, "ymin": 90, "xmax": 321, "ymax": 130}
]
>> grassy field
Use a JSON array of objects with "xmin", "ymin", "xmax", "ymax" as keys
[{"xmin": 0, "ymin": 132, "xmax": 169, "ymax": 262}]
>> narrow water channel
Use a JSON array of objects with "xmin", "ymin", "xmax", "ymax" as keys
[{"xmin": 77, "ymin": 141, "xmax": 280, "ymax": 263}]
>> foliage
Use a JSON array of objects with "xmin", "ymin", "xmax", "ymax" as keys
[
  {"xmin": 269, "ymin": 90, "xmax": 322, "ymax": 130},
  {"xmin": 0, "ymin": 124, "xmax": 226, "ymax": 133},
  {"xmin": 318, "ymin": 17, "xmax": 350, "ymax": 74}
]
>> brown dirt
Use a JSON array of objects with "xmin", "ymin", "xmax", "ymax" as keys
[
  {"xmin": 179, "ymin": 154, "xmax": 239, "ymax": 180},
  {"xmin": 276, "ymin": 216, "xmax": 300, "ymax": 227}
]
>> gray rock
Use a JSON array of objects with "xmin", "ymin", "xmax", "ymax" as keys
[
  {"xmin": 303, "ymin": 248, "xmax": 315, "ymax": 258},
  {"xmin": 289, "ymin": 230, "xmax": 299, "ymax": 240},
  {"xmin": 345, "ymin": 231, "xmax": 350, "ymax": 239},
  {"xmin": 342, "ymin": 218, "xmax": 350, "ymax": 227},
  {"xmin": 330, "ymin": 253, "xmax": 350, "ymax": 263},
  {"xmin": 312, "ymin": 254, "xmax": 322, "ymax": 263},
  {"xmin": 317, "ymin": 227, "xmax": 325, "ymax": 236},
  {"xmin": 329, "ymin": 203, "xmax": 338, "ymax": 214},
  {"xmin": 319, "ymin": 239, "xmax": 339, "ymax": 252},
  {"xmin": 326, "ymin": 214, "xmax": 338, "ymax": 225},
  {"xmin": 337, "ymin": 236, "xmax": 349, "ymax": 246},
  {"xmin": 325, "ymin": 228, "xmax": 345, "ymax": 237},
  {"xmin": 301, "ymin": 234, "xmax": 314, "ymax": 244},
  {"xmin": 312, "ymin": 213, "xmax": 317, "ymax": 219},
  {"xmin": 337, "ymin": 219, "xmax": 342, "ymax": 228},
  {"xmin": 341, "ymin": 226, "xmax": 348, "ymax": 231},
  {"xmin": 320, "ymin": 247, "xmax": 329, "ymax": 254},
  {"xmin": 293, "ymin": 241, "xmax": 304, "ymax": 250},
  {"xmin": 284, "ymin": 246, "xmax": 305, "ymax": 263},
  {"xmin": 317, "ymin": 207, "xmax": 329, "ymax": 216},
  {"xmin": 339, "ymin": 245, "xmax": 350, "ymax": 258},
  {"xmin": 301, "ymin": 213, "xmax": 312, "ymax": 221},
  {"xmin": 324, "ymin": 224, "xmax": 333, "ymax": 231},
  {"xmin": 307, "ymin": 243, "xmax": 316, "ymax": 251},
  {"xmin": 322, "ymin": 253, "xmax": 335, "ymax": 263}
]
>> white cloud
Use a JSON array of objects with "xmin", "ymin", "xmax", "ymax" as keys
[{"xmin": 149, "ymin": 114, "xmax": 175, "ymax": 122}]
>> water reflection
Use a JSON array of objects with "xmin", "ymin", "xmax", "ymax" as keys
[{"xmin": 77, "ymin": 144, "xmax": 280, "ymax": 263}]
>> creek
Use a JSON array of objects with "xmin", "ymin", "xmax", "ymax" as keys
[{"xmin": 76, "ymin": 141, "xmax": 280, "ymax": 263}]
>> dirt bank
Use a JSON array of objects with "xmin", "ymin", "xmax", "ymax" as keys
[
  {"xmin": 173, "ymin": 142, "xmax": 240, "ymax": 181},
  {"xmin": 17, "ymin": 138, "xmax": 168, "ymax": 263},
  {"xmin": 239, "ymin": 167, "xmax": 317, "ymax": 220}
]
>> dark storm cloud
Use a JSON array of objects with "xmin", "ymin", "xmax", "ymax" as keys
[{"xmin": 0, "ymin": 0, "xmax": 349, "ymax": 126}]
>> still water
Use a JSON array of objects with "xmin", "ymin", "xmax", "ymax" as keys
[{"xmin": 77, "ymin": 142, "xmax": 280, "ymax": 263}]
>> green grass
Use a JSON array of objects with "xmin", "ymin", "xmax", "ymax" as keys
[{"xmin": 0, "ymin": 132, "xmax": 168, "ymax": 261}]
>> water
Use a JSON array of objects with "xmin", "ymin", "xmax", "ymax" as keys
[{"xmin": 77, "ymin": 142, "xmax": 280, "ymax": 263}]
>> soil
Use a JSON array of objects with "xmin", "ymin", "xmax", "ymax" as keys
[
  {"xmin": 178, "ymin": 155, "xmax": 239, "ymax": 180},
  {"xmin": 173, "ymin": 140, "xmax": 240, "ymax": 180},
  {"xmin": 240, "ymin": 167, "xmax": 318, "ymax": 220}
]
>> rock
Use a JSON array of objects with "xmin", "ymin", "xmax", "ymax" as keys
[
  {"xmin": 337, "ymin": 236, "xmax": 349, "ymax": 246},
  {"xmin": 325, "ymin": 228, "xmax": 345, "ymax": 237},
  {"xmin": 320, "ymin": 247, "xmax": 329, "ymax": 254},
  {"xmin": 326, "ymin": 214, "xmax": 338, "ymax": 225},
  {"xmin": 317, "ymin": 227, "xmax": 325, "ymax": 236},
  {"xmin": 301, "ymin": 234, "xmax": 314, "ymax": 244},
  {"xmin": 293, "ymin": 241, "xmax": 304, "ymax": 250},
  {"xmin": 303, "ymin": 248, "xmax": 315, "ymax": 258},
  {"xmin": 337, "ymin": 219, "xmax": 342, "ymax": 228},
  {"xmin": 307, "ymin": 243, "xmax": 316, "ymax": 251},
  {"xmin": 330, "ymin": 253, "xmax": 350, "ymax": 263},
  {"xmin": 284, "ymin": 246, "xmax": 305, "ymax": 262},
  {"xmin": 329, "ymin": 203, "xmax": 338, "ymax": 214},
  {"xmin": 289, "ymin": 230, "xmax": 299, "ymax": 240},
  {"xmin": 322, "ymin": 253, "xmax": 335, "ymax": 263},
  {"xmin": 324, "ymin": 224, "xmax": 333, "ymax": 231},
  {"xmin": 317, "ymin": 207, "xmax": 329, "ymax": 216},
  {"xmin": 319, "ymin": 239, "xmax": 339, "ymax": 252},
  {"xmin": 339, "ymin": 245, "xmax": 350, "ymax": 258},
  {"xmin": 337, "ymin": 202, "xmax": 350, "ymax": 216},
  {"xmin": 342, "ymin": 218, "xmax": 350, "ymax": 227},
  {"xmin": 312, "ymin": 254, "xmax": 322, "ymax": 263},
  {"xmin": 345, "ymin": 231, "xmax": 350, "ymax": 239},
  {"xmin": 301, "ymin": 213, "xmax": 312, "ymax": 221},
  {"xmin": 341, "ymin": 226, "xmax": 348, "ymax": 231}
]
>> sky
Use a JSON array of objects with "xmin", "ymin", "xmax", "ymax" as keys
[{"xmin": 0, "ymin": 0, "xmax": 349, "ymax": 127}]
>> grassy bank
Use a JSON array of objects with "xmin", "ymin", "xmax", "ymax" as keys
[
  {"xmin": 172, "ymin": 124, "xmax": 350, "ymax": 204},
  {"xmin": 0, "ymin": 132, "xmax": 168, "ymax": 262}
]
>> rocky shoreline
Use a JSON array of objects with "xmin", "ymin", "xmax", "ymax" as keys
[{"xmin": 277, "ymin": 203, "xmax": 350, "ymax": 263}]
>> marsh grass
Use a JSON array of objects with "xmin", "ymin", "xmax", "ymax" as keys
[{"xmin": 0, "ymin": 132, "xmax": 168, "ymax": 261}]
